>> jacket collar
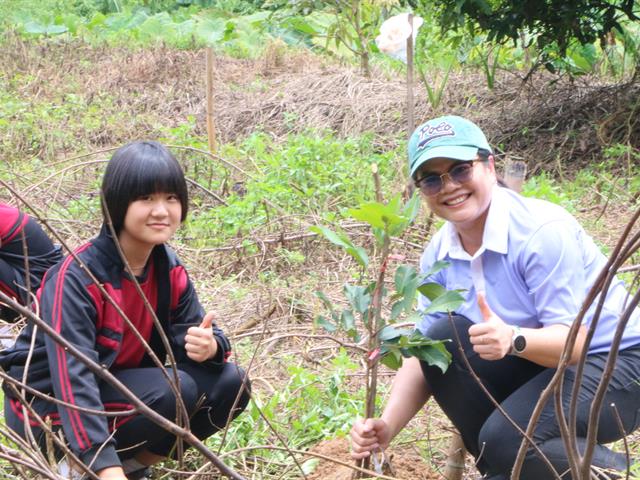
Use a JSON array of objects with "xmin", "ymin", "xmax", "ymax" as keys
[{"xmin": 92, "ymin": 224, "xmax": 167, "ymax": 272}]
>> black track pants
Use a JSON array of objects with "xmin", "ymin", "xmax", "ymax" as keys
[
  {"xmin": 421, "ymin": 315, "xmax": 640, "ymax": 479},
  {"xmin": 5, "ymin": 362, "xmax": 250, "ymax": 460}
]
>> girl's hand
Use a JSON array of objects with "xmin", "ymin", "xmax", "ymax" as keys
[
  {"xmin": 468, "ymin": 293, "xmax": 513, "ymax": 360},
  {"xmin": 185, "ymin": 312, "xmax": 218, "ymax": 362},
  {"xmin": 350, "ymin": 418, "xmax": 392, "ymax": 459}
]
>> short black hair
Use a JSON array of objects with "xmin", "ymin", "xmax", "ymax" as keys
[{"xmin": 101, "ymin": 141, "xmax": 189, "ymax": 234}]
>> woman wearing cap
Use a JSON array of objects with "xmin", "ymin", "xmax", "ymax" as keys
[{"xmin": 350, "ymin": 115, "xmax": 640, "ymax": 479}]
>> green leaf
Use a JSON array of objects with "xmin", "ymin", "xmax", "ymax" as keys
[
  {"xmin": 286, "ymin": 17, "xmax": 318, "ymax": 35},
  {"xmin": 390, "ymin": 300, "xmax": 405, "ymax": 320},
  {"xmin": 408, "ymin": 342, "xmax": 451, "ymax": 374},
  {"xmin": 417, "ymin": 282, "xmax": 446, "ymax": 300},
  {"xmin": 340, "ymin": 309, "xmax": 355, "ymax": 332},
  {"xmin": 349, "ymin": 201, "xmax": 404, "ymax": 230},
  {"xmin": 389, "ymin": 265, "xmax": 420, "ymax": 318},
  {"xmin": 314, "ymin": 315, "xmax": 337, "ymax": 333},
  {"xmin": 196, "ymin": 16, "xmax": 226, "ymax": 44},
  {"xmin": 402, "ymin": 193, "xmax": 421, "ymax": 223},
  {"xmin": 223, "ymin": 21, "xmax": 237, "ymax": 42},
  {"xmin": 345, "ymin": 245, "xmax": 369, "ymax": 270},
  {"xmin": 343, "ymin": 284, "xmax": 370, "ymax": 314},
  {"xmin": 310, "ymin": 225, "xmax": 368, "ymax": 268},
  {"xmin": 388, "ymin": 195, "xmax": 419, "ymax": 236},
  {"xmin": 422, "ymin": 260, "xmax": 451, "ymax": 278},
  {"xmin": 23, "ymin": 21, "xmax": 68, "ymax": 35},
  {"xmin": 423, "ymin": 290, "xmax": 466, "ymax": 314},
  {"xmin": 380, "ymin": 350, "xmax": 403, "ymax": 370},
  {"xmin": 348, "ymin": 195, "xmax": 419, "ymax": 237},
  {"xmin": 310, "ymin": 225, "xmax": 348, "ymax": 249},
  {"xmin": 378, "ymin": 325, "xmax": 400, "ymax": 342},
  {"xmin": 394, "ymin": 265, "xmax": 419, "ymax": 293},
  {"xmin": 371, "ymin": 226, "xmax": 386, "ymax": 247},
  {"xmin": 378, "ymin": 325, "xmax": 413, "ymax": 342},
  {"xmin": 315, "ymin": 290, "xmax": 334, "ymax": 310}
]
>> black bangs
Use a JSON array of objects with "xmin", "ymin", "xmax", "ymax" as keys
[{"xmin": 101, "ymin": 141, "xmax": 189, "ymax": 234}]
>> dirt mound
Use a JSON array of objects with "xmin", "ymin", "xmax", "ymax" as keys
[{"xmin": 306, "ymin": 437, "xmax": 440, "ymax": 480}]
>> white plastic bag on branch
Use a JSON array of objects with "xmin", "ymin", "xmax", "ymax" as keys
[{"xmin": 375, "ymin": 13, "xmax": 424, "ymax": 63}]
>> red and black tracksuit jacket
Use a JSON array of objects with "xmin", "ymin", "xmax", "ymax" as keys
[
  {"xmin": 0, "ymin": 203, "xmax": 61, "ymax": 307},
  {"xmin": 0, "ymin": 226, "xmax": 231, "ymax": 472}
]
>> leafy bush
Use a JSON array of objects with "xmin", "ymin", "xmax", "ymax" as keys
[
  {"xmin": 204, "ymin": 349, "xmax": 366, "ymax": 469},
  {"xmin": 180, "ymin": 131, "xmax": 402, "ymax": 246}
]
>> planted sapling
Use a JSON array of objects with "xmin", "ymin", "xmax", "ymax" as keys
[{"xmin": 311, "ymin": 166, "xmax": 465, "ymax": 477}]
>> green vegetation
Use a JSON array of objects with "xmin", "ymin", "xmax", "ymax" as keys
[
  {"xmin": 201, "ymin": 349, "xmax": 367, "ymax": 476},
  {"xmin": 0, "ymin": 1, "xmax": 639, "ymax": 479},
  {"xmin": 179, "ymin": 131, "xmax": 401, "ymax": 246},
  {"xmin": 3, "ymin": 0, "xmax": 640, "ymax": 79}
]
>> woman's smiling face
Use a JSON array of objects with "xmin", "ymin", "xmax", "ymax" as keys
[{"xmin": 416, "ymin": 156, "xmax": 496, "ymax": 235}]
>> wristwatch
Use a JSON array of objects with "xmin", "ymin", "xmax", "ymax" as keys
[{"xmin": 510, "ymin": 326, "xmax": 526, "ymax": 355}]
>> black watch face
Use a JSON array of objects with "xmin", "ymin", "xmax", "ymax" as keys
[{"xmin": 514, "ymin": 335, "xmax": 526, "ymax": 353}]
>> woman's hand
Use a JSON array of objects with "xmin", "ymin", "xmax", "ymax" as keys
[
  {"xmin": 185, "ymin": 312, "xmax": 218, "ymax": 362},
  {"xmin": 468, "ymin": 293, "xmax": 513, "ymax": 360},
  {"xmin": 350, "ymin": 418, "xmax": 393, "ymax": 460}
]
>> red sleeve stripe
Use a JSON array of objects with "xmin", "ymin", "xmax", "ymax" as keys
[
  {"xmin": 0, "ymin": 281, "xmax": 19, "ymax": 301},
  {"xmin": 52, "ymin": 243, "xmax": 92, "ymax": 450},
  {"xmin": 96, "ymin": 335, "xmax": 119, "ymax": 350},
  {"xmin": 103, "ymin": 402, "xmax": 137, "ymax": 431},
  {"xmin": 10, "ymin": 398, "xmax": 62, "ymax": 427}
]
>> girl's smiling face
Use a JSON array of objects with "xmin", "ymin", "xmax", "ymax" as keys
[
  {"xmin": 118, "ymin": 192, "xmax": 182, "ymax": 252},
  {"xmin": 416, "ymin": 156, "xmax": 496, "ymax": 236}
]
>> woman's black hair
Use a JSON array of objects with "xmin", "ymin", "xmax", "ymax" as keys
[
  {"xmin": 101, "ymin": 141, "xmax": 189, "ymax": 234},
  {"xmin": 477, "ymin": 148, "xmax": 492, "ymax": 161},
  {"xmin": 477, "ymin": 148, "xmax": 512, "ymax": 189}
]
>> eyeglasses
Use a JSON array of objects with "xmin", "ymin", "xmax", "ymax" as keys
[{"xmin": 414, "ymin": 161, "xmax": 477, "ymax": 196}]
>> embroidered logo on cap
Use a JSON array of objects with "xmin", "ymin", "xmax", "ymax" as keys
[{"xmin": 417, "ymin": 121, "xmax": 455, "ymax": 150}]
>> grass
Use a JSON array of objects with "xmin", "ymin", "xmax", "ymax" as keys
[{"xmin": 0, "ymin": 17, "xmax": 639, "ymax": 480}]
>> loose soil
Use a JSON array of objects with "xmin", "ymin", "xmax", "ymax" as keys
[{"xmin": 306, "ymin": 438, "xmax": 440, "ymax": 480}]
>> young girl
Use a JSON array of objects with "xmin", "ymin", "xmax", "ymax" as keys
[
  {"xmin": 0, "ymin": 202, "xmax": 62, "ymax": 321},
  {"xmin": 350, "ymin": 116, "xmax": 640, "ymax": 479},
  {"xmin": 1, "ymin": 141, "xmax": 250, "ymax": 480}
]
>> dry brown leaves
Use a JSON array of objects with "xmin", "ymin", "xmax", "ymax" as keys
[{"xmin": 2, "ymin": 33, "xmax": 639, "ymax": 174}]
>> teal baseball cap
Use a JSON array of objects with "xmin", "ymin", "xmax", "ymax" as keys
[{"xmin": 408, "ymin": 115, "xmax": 492, "ymax": 178}]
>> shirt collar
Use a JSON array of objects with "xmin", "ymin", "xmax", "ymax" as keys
[{"xmin": 436, "ymin": 185, "xmax": 510, "ymax": 261}]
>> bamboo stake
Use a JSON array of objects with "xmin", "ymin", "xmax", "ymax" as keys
[
  {"xmin": 405, "ymin": 14, "xmax": 416, "ymax": 199},
  {"xmin": 206, "ymin": 47, "xmax": 217, "ymax": 153},
  {"xmin": 406, "ymin": 13, "xmax": 414, "ymax": 136}
]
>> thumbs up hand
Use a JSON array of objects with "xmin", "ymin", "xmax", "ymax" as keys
[
  {"xmin": 185, "ymin": 311, "xmax": 218, "ymax": 362},
  {"xmin": 468, "ymin": 293, "xmax": 513, "ymax": 360}
]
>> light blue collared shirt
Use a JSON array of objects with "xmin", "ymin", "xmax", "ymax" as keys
[{"xmin": 417, "ymin": 186, "xmax": 640, "ymax": 353}]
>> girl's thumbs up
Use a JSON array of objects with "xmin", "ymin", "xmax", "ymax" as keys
[{"xmin": 199, "ymin": 312, "xmax": 214, "ymax": 329}]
